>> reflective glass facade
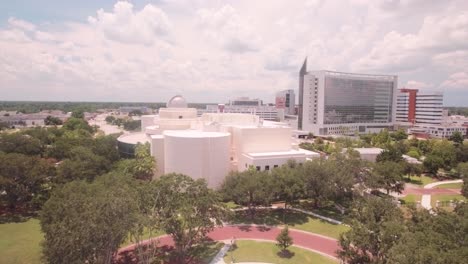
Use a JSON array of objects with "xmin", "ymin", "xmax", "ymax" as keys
[{"xmin": 324, "ymin": 76, "xmax": 394, "ymax": 124}]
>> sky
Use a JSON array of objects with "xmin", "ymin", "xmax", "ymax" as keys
[{"xmin": 0, "ymin": 0, "xmax": 468, "ymax": 105}]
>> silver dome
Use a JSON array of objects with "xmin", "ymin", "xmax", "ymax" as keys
[{"xmin": 167, "ymin": 95, "xmax": 188, "ymax": 108}]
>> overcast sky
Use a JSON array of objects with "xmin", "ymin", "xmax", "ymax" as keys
[{"xmin": 1, "ymin": 0, "xmax": 468, "ymax": 105}]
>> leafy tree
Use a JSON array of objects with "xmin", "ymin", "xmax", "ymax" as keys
[
  {"xmin": 390, "ymin": 129, "xmax": 408, "ymax": 141},
  {"xmin": 459, "ymin": 163, "xmax": 468, "ymax": 197},
  {"xmin": 152, "ymin": 174, "xmax": 227, "ymax": 263},
  {"xmin": 423, "ymin": 154, "xmax": 444, "ymax": 175},
  {"xmin": 56, "ymin": 147, "xmax": 111, "ymax": 183},
  {"xmin": 123, "ymin": 119, "xmax": 141, "ymax": 131},
  {"xmin": 301, "ymin": 159, "xmax": 336, "ymax": 207},
  {"xmin": 0, "ymin": 153, "xmax": 55, "ymax": 210},
  {"xmin": 371, "ymin": 129, "xmax": 392, "ymax": 147},
  {"xmin": 406, "ymin": 147, "xmax": 421, "ymax": 159},
  {"xmin": 430, "ymin": 140, "xmax": 457, "ymax": 170},
  {"xmin": 63, "ymin": 117, "xmax": 94, "ymax": 133},
  {"xmin": 92, "ymin": 135, "xmax": 120, "ymax": 163},
  {"xmin": 114, "ymin": 143, "xmax": 155, "ymax": 180},
  {"xmin": 271, "ymin": 161, "xmax": 304, "ymax": 208},
  {"xmin": 376, "ymin": 146, "xmax": 403, "ymax": 163},
  {"xmin": 387, "ymin": 204, "xmax": 468, "ymax": 264},
  {"xmin": 71, "ymin": 110, "xmax": 84, "ymax": 119},
  {"xmin": 0, "ymin": 132, "xmax": 43, "ymax": 156},
  {"xmin": 46, "ymin": 129, "xmax": 94, "ymax": 160},
  {"xmin": 276, "ymin": 226, "xmax": 293, "ymax": 253},
  {"xmin": 455, "ymin": 143, "xmax": 468, "ymax": 163},
  {"xmin": 338, "ymin": 196, "xmax": 405, "ymax": 264},
  {"xmin": 449, "ymin": 131, "xmax": 464, "ymax": 145},
  {"xmin": 220, "ymin": 168, "xmax": 274, "ymax": 217},
  {"xmin": 44, "ymin": 116, "xmax": 63, "ymax": 126},
  {"xmin": 417, "ymin": 139, "xmax": 432, "ymax": 155},
  {"xmin": 369, "ymin": 161, "xmax": 405, "ymax": 194},
  {"xmin": 40, "ymin": 173, "xmax": 139, "ymax": 264},
  {"xmin": 105, "ymin": 115, "xmax": 116, "ymax": 124}
]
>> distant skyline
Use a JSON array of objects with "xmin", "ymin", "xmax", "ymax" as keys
[{"xmin": 1, "ymin": 0, "xmax": 468, "ymax": 106}]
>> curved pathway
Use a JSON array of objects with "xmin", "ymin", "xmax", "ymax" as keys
[
  {"xmin": 401, "ymin": 179, "xmax": 462, "ymax": 210},
  {"xmin": 119, "ymin": 225, "xmax": 339, "ymax": 260},
  {"xmin": 421, "ymin": 180, "xmax": 463, "ymax": 210}
]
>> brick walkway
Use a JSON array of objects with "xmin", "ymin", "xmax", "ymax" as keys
[{"xmin": 119, "ymin": 225, "xmax": 339, "ymax": 260}]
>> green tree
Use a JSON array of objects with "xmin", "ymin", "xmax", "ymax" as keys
[
  {"xmin": 369, "ymin": 161, "xmax": 405, "ymax": 194},
  {"xmin": 430, "ymin": 140, "xmax": 457, "ymax": 170},
  {"xmin": 63, "ymin": 117, "xmax": 94, "ymax": 133},
  {"xmin": 0, "ymin": 153, "xmax": 55, "ymax": 210},
  {"xmin": 387, "ymin": 204, "xmax": 468, "ymax": 264},
  {"xmin": 406, "ymin": 147, "xmax": 421, "ymax": 159},
  {"xmin": 92, "ymin": 135, "xmax": 120, "ymax": 163},
  {"xmin": 338, "ymin": 196, "xmax": 405, "ymax": 264},
  {"xmin": 276, "ymin": 226, "xmax": 293, "ymax": 254},
  {"xmin": 46, "ymin": 129, "xmax": 94, "ymax": 160},
  {"xmin": 458, "ymin": 163, "xmax": 468, "ymax": 197},
  {"xmin": 371, "ymin": 129, "xmax": 392, "ymax": 147},
  {"xmin": 220, "ymin": 169, "xmax": 274, "ymax": 217},
  {"xmin": 301, "ymin": 159, "xmax": 336, "ymax": 207},
  {"xmin": 71, "ymin": 110, "xmax": 84, "ymax": 119},
  {"xmin": 152, "ymin": 174, "xmax": 227, "ymax": 263},
  {"xmin": 44, "ymin": 116, "xmax": 63, "ymax": 126},
  {"xmin": 123, "ymin": 119, "xmax": 141, "ymax": 131},
  {"xmin": 423, "ymin": 154, "xmax": 444, "ymax": 175},
  {"xmin": 390, "ymin": 129, "xmax": 408, "ymax": 141},
  {"xmin": 0, "ymin": 132, "xmax": 43, "ymax": 156},
  {"xmin": 40, "ymin": 173, "xmax": 139, "ymax": 264},
  {"xmin": 56, "ymin": 147, "xmax": 111, "ymax": 183},
  {"xmin": 376, "ymin": 146, "xmax": 403, "ymax": 163},
  {"xmin": 105, "ymin": 115, "xmax": 116, "ymax": 124},
  {"xmin": 449, "ymin": 131, "xmax": 464, "ymax": 145},
  {"xmin": 271, "ymin": 162, "xmax": 304, "ymax": 209},
  {"xmin": 114, "ymin": 143, "xmax": 155, "ymax": 180}
]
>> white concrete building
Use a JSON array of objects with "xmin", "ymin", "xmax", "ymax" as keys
[
  {"xmin": 202, "ymin": 103, "xmax": 281, "ymax": 121},
  {"xmin": 118, "ymin": 95, "xmax": 319, "ymax": 188},
  {"xmin": 298, "ymin": 59, "xmax": 397, "ymax": 136}
]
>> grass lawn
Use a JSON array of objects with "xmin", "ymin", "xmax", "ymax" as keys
[
  {"xmin": 399, "ymin": 194, "xmax": 422, "ymax": 205},
  {"xmin": 405, "ymin": 175, "xmax": 437, "ymax": 186},
  {"xmin": 223, "ymin": 240, "xmax": 338, "ymax": 264},
  {"xmin": 230, "ymin": 209, "xmax": 349, "ymax": 239},
  {"xmin": 431, "ymin": 194, "xmax": 466, "ymax": 209},
  {"xmin": 0, "ymin": 218, "xmax": 43, "ymax": 264},
  {"xmin": 224, "ymin": 201, "xmax": 242, "ymax": 209},
  {"xmin": 434, "ymin": 182, "xmax": 463, "ymax": 189}
]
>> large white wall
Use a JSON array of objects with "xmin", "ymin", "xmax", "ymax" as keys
[{"xmin": 163, "ymin": 130, "xmax": 230, "ymax": 188}]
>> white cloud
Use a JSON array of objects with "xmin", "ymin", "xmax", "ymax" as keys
[
  {"xmin": 7, "ymin": 17, "xmax": 36, "ymax": 31},
  {"xmin": 441, "ymin": 72, "xmax": 468, "ymax": 89},
  {"xmin": 196, "ymin": 5, "xmax": 261, "ymax": 53},
  {"xmin": 88, "ymin": 1, "xmax": 171, "ymax": 45},
  {"xmin": 0, "ymin": 0, "xmax": 468, "ymax": 105},
  {"xmin": 405, "ymin": 80, "xmax": 432, "ymax": 90}
]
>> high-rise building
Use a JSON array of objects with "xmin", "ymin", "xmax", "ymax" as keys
[
  {"xmin": 275, "ymin": 89, "xmax": 296, "ymax": 115},
  {"xmin": 396, "ymin": 89, "xmax": 466, "ymax": 138},
  {"xmin": 396, "ymin": 89, "xmax": 443, "ymax": 125},
  {"xmin": 299, "ymin": 63, "xmax": 397, "ymax": 135}
]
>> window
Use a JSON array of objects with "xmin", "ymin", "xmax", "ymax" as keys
[
  {"xmin": 274, "ymin": 165, "xmax": 278, "ymax": 168},
  {"xmin": 256, "ymin": 166, "xmax": 261, "ymax": 171},
  {"xmin": 178, "ymin": 115, "xmax": 183, "ymax": 119},
  {"xmin": 265, "ymin": 165, "xmax": 270, "ymax": 171},
  {"xmin": 245, "ymin": 163, "xmax": 248, "ymax": 168}
]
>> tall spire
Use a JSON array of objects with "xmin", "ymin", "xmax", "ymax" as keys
[{"xmin": 298, "ymin": 57, "xmax": 307, "ymax": 130}]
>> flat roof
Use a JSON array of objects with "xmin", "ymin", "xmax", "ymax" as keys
[
  {"xmin": 117, "ymin": 132, "xmax": 150, "ymax": 144},
  {"xmin": 352, "ymin": 148, "xmax": 384, "ymax": 154},
  {"xmin": 163, "ymin": 130, "xmax": 230, "ymax": 138},
  {"xmin": 246, "ymin": 148, "xmax": 319, "ymax": 158}
]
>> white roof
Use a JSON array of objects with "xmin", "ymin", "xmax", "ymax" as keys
[
  {"xmin": 163, "ymin": 130, "xmax": 230, "ymax": 138},
  {"xmin": 117, "ymin": 132, "xmax": 150, "ymax": 144},
  {"xmin": 353, "ymin": 148, "xmax": 384, "ymax": 155},
  {"xmin": 245, "ymin": 148, "xmax": 319, "ymax": 158}
]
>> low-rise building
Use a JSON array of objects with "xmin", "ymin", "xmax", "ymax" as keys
[{"xmin": 118, "ymin": 95, "xmax": 319, "ymax": 188}]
